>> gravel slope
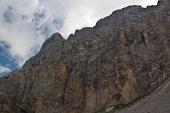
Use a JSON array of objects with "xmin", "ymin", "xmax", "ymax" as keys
[{"xmin": 115, "ymin": 77, "xmax": 170, "ymax": 113}]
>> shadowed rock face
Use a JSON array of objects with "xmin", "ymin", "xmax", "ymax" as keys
[{"xmin": 0, "ymin": 0, "xmax": 170, "ymax": 113}]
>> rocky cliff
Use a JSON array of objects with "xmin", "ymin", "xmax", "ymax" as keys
[
  {"xmin": 115, "ymin": 77, "xmax": 170, "ymax": 113},
  {"xmin": 0, "ymin": 0, "xmax": 170, "ymax": 113}
]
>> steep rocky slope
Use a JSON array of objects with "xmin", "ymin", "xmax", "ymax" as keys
[
  {"xmin": 0, "ymin": 0, "xmax": 170, "ymax": 113},
  {"xmin": 115, "ymin": 77, "xmax": 170, "ymax": 113}
]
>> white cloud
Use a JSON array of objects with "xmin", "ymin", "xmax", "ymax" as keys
[
  {"xmin": 59, "ymin": 0, "xmax": 158, "ymax": 36},
  {"xmin": 142, "ymin": 0, "xmax": 158, "ymax": 7},
  {"xmin": 0, "ymin": 0, "xmax": 158, "ymax": 67},
  {"xmin": 0, "ymin": 65, "xmax": 11, "ymax": 73}
]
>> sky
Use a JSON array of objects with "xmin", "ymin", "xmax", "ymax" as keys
[{"xmin": 0, "ymin": 0, "xmax": 158, "ymax": 76}]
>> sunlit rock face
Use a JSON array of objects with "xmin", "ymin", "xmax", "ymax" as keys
[{"xmin": 0, "ymin": 0, "xmax": 170, "ymax": 113}]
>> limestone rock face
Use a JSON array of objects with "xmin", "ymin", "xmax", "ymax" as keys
[
  {"xmin": 1, "ymin": 1, "xmax": 170, "ymax": 113},
  {"xmin": 115, "ymin": 77, "xmax": 170, "ymax": 113}
]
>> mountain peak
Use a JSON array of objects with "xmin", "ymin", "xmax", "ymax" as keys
[
  {"xmin": 40, "ymin": 32, "xmax": 65, "ymax": 52},
  {"xmin": 50, "ymin": 32, "xmax": 64, "ymax": 40}
]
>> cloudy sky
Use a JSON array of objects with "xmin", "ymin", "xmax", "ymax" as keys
[{"xmin": 0, "ymin": 0, "xmax": 158, "ymax": 76}]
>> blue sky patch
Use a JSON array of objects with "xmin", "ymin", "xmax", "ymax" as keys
[{"xmin": 0, "ymin": 42, "xmax": 18, "ymax": 76}]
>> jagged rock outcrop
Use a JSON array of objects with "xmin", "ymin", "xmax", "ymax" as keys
[{"xmin": 0, "ymin": 0, "xmax": 170, "ymax": 113}]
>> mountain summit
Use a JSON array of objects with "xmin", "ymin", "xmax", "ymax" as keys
[{"xmin": 0, "ymin": 1, "xmax": 170, "ymax": 113}]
